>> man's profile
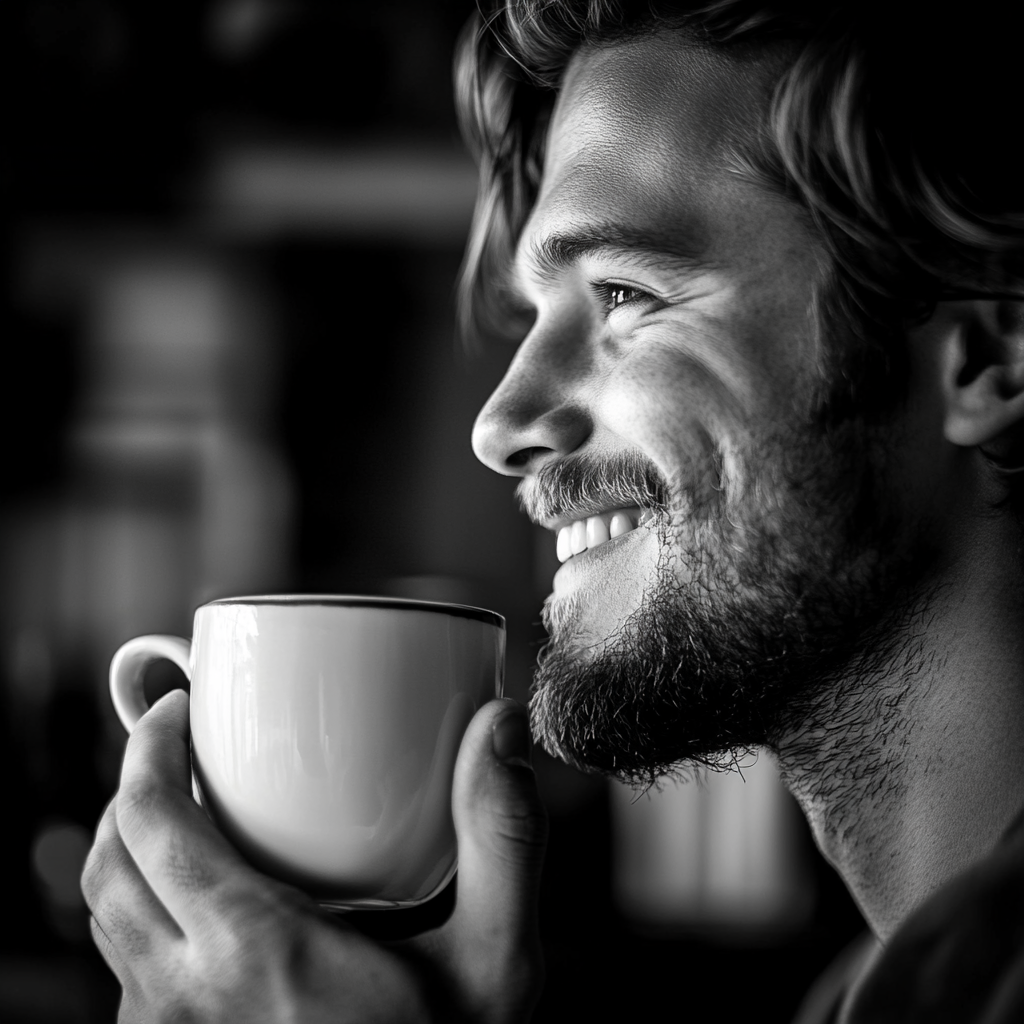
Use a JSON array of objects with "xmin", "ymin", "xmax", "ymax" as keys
[{"xmin": 81, "ymin": 2, "xmax": 1024, "ymax": 1021}]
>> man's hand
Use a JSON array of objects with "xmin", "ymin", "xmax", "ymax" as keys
[
  {"xmin": 82, "ymin": 690, "xmax": 547, "ymax": 1023},
  {"xmin": 847, "ymin": 812, "xmax": 1024, "ymax": 1023}
]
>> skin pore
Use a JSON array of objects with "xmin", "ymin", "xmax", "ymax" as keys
[{"xmin": 470, "ymin": 32, "xmax": 1024, "ymax": 942}]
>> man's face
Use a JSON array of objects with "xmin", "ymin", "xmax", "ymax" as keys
[{"xmin": 471, "ymin": 34, "xmax": 923, "ymax": 783}]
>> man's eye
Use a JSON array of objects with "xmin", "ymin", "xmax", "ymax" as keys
[{"xmin": 596, "ymin": 283, "xmax": 647, "ymax": 315}]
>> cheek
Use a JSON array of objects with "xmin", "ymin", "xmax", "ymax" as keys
[{"xmin": 597, "ymin": 340, "xmax": 748, "ymax": 479}]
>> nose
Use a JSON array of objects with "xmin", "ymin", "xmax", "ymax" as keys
[{"xmin": 471, "ymin": 321, "xmax": 593, "ymax": 477}]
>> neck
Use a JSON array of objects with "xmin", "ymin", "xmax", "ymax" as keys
[{"xmin": 776, "ymin": 521, "xmax": 1024, "ymax": 941}]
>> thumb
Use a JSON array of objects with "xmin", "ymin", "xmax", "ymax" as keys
[{"xmin": 441, "ymin": 699, "xmax": 548, "ymax": 1017}]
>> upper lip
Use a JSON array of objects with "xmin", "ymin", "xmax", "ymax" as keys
[{"xmin": 516, "ymin": 453, "xmax": 671, "ymax": 530}]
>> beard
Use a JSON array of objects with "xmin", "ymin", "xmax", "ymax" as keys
[{"xmin": 524, "ymin": 403, "xmax": 930, "ymax": 788}]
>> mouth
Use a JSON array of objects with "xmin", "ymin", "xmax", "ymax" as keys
[{"xmin": 554, "ymin": 506, "xmax": 655, "ymax": 563}]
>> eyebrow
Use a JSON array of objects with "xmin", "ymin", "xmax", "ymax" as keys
[{"xmin": 519, "ymin": 221, "xmax": 713, "ymax": 283}]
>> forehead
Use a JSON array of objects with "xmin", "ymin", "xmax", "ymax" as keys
[{"xmin": 523, "ymin": 32, "xmax": 800, "ymax": 264}]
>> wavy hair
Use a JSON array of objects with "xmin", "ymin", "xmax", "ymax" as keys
[{"xmin": 455, "ymin": 0, "xmax": 1024, "ymax": 427}]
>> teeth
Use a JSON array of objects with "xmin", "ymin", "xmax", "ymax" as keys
[
  {"xmin": 586, "ymin": 515, "xmax": 609, "ymax": 548},
  {"xmin": 556, "ymin": 527, "xmax": 572, "ymax": 562},
  {"xmin": 570, "ymin": 520, "xmax": 587, "ymax": 555},
  {"xmin": 609, "ymin": 512, "xmax": 632, "ymax": 538},
  {"xmin": 555, "ymin": 507, "xmax": 648, "ymax": 564}
]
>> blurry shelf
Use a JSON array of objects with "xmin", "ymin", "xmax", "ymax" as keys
[{"xmin": 202, "ymin": 142, "xmax": 479, "ymax": 242}]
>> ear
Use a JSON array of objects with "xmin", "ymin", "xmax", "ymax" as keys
[{"xmin": 940, "ymin": 299, "xmax": 1024, "ymax": 454}]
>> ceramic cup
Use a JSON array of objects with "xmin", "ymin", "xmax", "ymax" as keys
[{"xmin": 108, "ymin": 595, "xmax": 505, "ymax": 910}]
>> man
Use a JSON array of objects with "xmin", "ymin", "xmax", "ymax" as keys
[{"xmin": 82, "ymin": 2, "xmax": 1024, "ymax": 1021}]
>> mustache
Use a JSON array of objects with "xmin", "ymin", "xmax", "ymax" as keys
[{"xmin": 516, "ymin": 451, "xmax": 671, "ymax": 525}]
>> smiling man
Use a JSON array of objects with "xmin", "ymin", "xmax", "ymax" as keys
[
  {"xmin": 464, "ymin": 0, "xmax": 1024, "ymax": 1014},
  {"xmin": 83, "ymin": 2, "xmax": 1024, "ymax": 1022},
  {"xmin": 470, "ymin": 24, "xmax": 913, "ymax": 789}
]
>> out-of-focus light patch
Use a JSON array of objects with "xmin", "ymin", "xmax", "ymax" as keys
[
  {"xmin": 10, "ymin": 237, "xmax": 293, "ymax": 686},
  {"xmin": 206, "ymin": 0, "xmax": 296, "ymax": 60},
  {"xmin": 7, "ymin": 628, "xmax": 53, "ymax": 703},
  {"xmin": 84, "ymin": 259, "xmax": 247, "ymax": 421},
  {"xmin": 31, "ymin": 821, "xmax": 91, "ymax": 911},
  {"xmin": 206, "ymin": 145, "xmax": 478, "ymax": 242},
  {"xmin": 612, "ymin": 755, "xmax": 814, "ymax": 940}
]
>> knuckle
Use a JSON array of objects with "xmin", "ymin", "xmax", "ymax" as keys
[
  {"xmin": 81, "ymin": 832, "xmax": 121, "ymax": 909},
  {"xmin": 80, "ymin": 850, "xmax": 104, "ymax": 905},
  {"xmin": 490, "ymin": 789, "xmax": 549, "ymax": 855},
  {"xmin": 79, "ymin": 856, "xmax": 104, "ymax": 905},
  {"xmin": 89, "ymin": 907, "xmax": 162, "ymax": 988},
  {"xmin": 89, "ymin": 915, "xmax": 119, "ymax": 968},
  {"xmin": 88, "ymin": 881, "xmax": 158, "ymax": 963}
]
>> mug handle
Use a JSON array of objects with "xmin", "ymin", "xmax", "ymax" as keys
[{"xmin": 109, "ymin": 635, "xmax": 192, "ymax": 733}]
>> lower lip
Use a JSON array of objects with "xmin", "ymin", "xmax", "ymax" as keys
[{"xmin": 552, "ymin": 524, "xmax": 648, "ymax": 586}]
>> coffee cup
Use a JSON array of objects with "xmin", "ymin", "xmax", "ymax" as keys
[{"xmin": 108, "ymin": 595, "xmax": 505, "ymax": 910}]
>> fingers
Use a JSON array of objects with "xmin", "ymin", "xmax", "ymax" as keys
[
  {"xmin": 114, "ymin": 690, "xmax": 264, "ymax": 939},
  {"xmin": 439, "ymin": 699, "xmax": 548, "ymax": 1018},
  {"xmin": 82, "ymin": 797, "xmax": 183, "ymax": 996},
  {"xmin": 117, "ymin": 688, "xmax": 193, "ymax": 801},
  {"xmin": 94, "ymin": 912, "xmax": 158, "ymax": 1024},
  {"xmin": 83, "ymin": 797, "xmax": 184, "ymax": 945},
  {"xmin": 89, "ymin": 915, "xmax": 149, "ymax": 1015},
  {"xmin": 451, "ymin": 700, "xmax": 548, "ymax": 933}
]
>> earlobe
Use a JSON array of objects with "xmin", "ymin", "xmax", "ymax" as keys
[{"xmin": 940, "ymin": 300, "xmax": 1024, "ymax": 452}]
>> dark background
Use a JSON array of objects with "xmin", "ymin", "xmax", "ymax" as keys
[{"xmin": 2, "ymin": 2, "xmax": 865, "ymax": 1020}]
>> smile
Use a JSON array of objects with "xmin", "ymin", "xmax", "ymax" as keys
[{"xmin": 555, "ymin": 507, "xmax": 654, "ymax": 563}]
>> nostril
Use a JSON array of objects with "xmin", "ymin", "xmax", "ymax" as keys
[{"xmin": 507, "ymin": 446, "xmax": 553, "ymax": 470}]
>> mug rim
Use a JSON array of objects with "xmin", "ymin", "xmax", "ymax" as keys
[{"xmin": 202, "ymin": 594, "xmax": 504, "ymax": 628}]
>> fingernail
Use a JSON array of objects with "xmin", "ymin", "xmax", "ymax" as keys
[{"xmin": 492, "ymin": 703, "xmax": 532, "ymax": 768}]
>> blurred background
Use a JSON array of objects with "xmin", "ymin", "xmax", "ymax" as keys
[{"xmin": 2, "ymin": 1, "xmax": 866, "ymax": 1020}]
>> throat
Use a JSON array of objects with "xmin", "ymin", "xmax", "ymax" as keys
[{"xmin": 773, "ymin": 585, "xmax": 1024, "ymax": 942}]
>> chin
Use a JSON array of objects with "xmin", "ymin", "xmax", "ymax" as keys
[{"xmin": 529, "ymin": 426, "xmax": 919, "ymax": 787}]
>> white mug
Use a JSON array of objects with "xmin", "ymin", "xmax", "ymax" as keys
[{"xmin": 108, "ymin": 595, "xmax": 505, "ymax": 910}]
